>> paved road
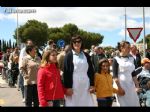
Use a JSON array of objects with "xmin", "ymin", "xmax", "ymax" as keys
[
  {"xmin": 0, "ymin": 75, "xmax": 24, "ymax": 107},
  {"xmin": 0, "ymin": 75, "xmax": 118, "ymax": 107}
]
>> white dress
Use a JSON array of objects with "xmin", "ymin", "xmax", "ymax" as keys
[
  {"xmin": 114, "ymin": 56, "xmax": 140, "ymax": 107},
  {"xmin": 65, "ymin": 51, "xmax": 95, "ymax": 106}
]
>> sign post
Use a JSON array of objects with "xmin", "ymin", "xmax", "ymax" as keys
[
  {"xmin": 127, "ymin": 28, "xmax": 143, "ymax": 43},
  {"xmin": 57, "ymin": 39, "xmax": 65, "ymax": 48}
]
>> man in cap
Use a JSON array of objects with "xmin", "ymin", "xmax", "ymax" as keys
[{"xmin": 132, "ymin": 58, "xmax": 150, "ymax": 78}]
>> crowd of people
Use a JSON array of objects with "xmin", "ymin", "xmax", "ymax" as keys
[{"xmin": 0, "ymin": 35, "xmax": 150, "ymax": 107}]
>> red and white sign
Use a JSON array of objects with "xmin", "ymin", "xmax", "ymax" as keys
[{"xmin": 127, "ymin": 28, "xmax": 143, "ymax": 43}]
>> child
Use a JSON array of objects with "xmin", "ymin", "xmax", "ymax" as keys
[
  {"xmin": 132, "ymin": 58, "xmax": 150, "ymax": 79},
  {"xmin": 94, "ymin": 58, "xmax": 118, "ymax": 107},
  {"xmin": 140, "ymin": 80, "xmax": 150, "ymax": 107},
  {"xmin": 132, "ymin": 58, "xmax": 150, "ymax": 91},
  {"xmin": 37, "ymin": 49, "xmax": 64, "ymax": 107}
]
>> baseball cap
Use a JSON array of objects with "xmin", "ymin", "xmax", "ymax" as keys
[{"xmin": 141, "ymin": 58, "xmax": 150, "ymax": 64}]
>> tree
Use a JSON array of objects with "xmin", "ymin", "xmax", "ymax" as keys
[
  {"xmin": 6, "ymin": 41, "xmax": 9, "ymax": 49},
  {"xmin": 78, "ymin": 29, "xmax": 104, "ymax": 49},
  {"xmin": 13, "ymin": 42, "xmax": 15, "ymax": 49},
  {"xmin": 62, "ymin": 23, "xmax": 78, "ymax": 37},
  {"xmin": 13, "ymin": 19, "xmax": 49, "ymax": 47},
  {"xmin": 48, "ymin": 23, "xmax": 104, "ymax": 49},
  {"xmin": 104, "ymin": 46, "xmax": 115, "ymax": 51},
  {"xmin": 138, "ymin": 34, "xmax": 150, "ymax": 49},
  {"xmin": 9, "ymin": 39, "xmax": 12, "ymax": 48},
  {"xmin": 48, "ymin": 28, "xmax": 64, "ymax": 44},
  {"xmin": 2, "ymin": 40, "xmax": 6, "ymax": 52},
  {"xmin": 0, "ymin": 40, "xmax": 1, "ymax": 52},
  {"xmin": 145, "ymin": 34, "xmax": 150, "ymax": 49},
  {"xmin": 15, "ymin": 20, "xmax": 104, "ymax": 49}
]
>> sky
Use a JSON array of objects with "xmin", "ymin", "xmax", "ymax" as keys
[{"xmin": 0, "ymin": 7, "xmax": 150, "ymax": 48}]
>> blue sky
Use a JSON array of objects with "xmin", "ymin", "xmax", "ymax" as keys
[
  {"xmin": 0, "ymin": 7, "xmax": 150, "ymax": 48},
  {"xmin": 0, "ymin": 7, "xmax": 16, "ymax": 42},
  {"xmin": 0, "ymin": 16, "xmax": 16, "ymax": 42}
]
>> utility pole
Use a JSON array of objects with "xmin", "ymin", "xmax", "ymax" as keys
[
  {"xmin": 143, "ymin": 7, "xmax": 146, "ymax": 58},
  {"xmin": 17, "ymin": 7, "xmax": 19, "ymax": 47},
  {"xmin": 125, "ymin": 7, "xmax": 127, "ymax": 41}
]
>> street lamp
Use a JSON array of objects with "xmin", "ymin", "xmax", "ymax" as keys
[
  {"xmin": 16, "ymin": 7, "xmax": 19, "ymax": 47},
  {"xmin": 125, "ymin": 7, "xmax": 127, "ymax": 41},
  {"xmin": 143, "ymin": 7, "xmax": 146, "ymax": 58}
]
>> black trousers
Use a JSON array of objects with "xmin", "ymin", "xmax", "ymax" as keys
[
  {"xmin": 97, "ymin": 97, "xmax": 113, "ymax": 107},
  {"xmin": 12, "ymin": 71, "xmax": 19, "ymax": 86},
  {"xmin": 47, "ymin": 100, "xmax": 62, "ymax": 107},
  {"xmin": 24, "ymin": 84, "xmax": 39, "ymax": 107}
]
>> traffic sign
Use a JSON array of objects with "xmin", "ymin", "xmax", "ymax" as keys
[
  {"xmin": 57, "ymin": 39, "xmax": 65, "ymax": 48},
  {"xmin": 127, "ymin": 28, "xmax": 143, "ymax": 43}
]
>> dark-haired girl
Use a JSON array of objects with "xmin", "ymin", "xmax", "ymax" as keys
[{"xmin": 94, "ymin": 58, "xmax": 118, "ymax": 107}]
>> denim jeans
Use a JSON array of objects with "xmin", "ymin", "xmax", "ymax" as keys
[
  {"xmin": 18, "ymin": 73, "xmax": 24, "ymax": 98},
  {"xmin": 97, "ymin": 97, "xmax": 113, "ymax": 107},
  {"xmin": 47, "ymin": 100, "xmax": 62, "ymax": 107}
]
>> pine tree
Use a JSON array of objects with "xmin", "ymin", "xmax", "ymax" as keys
[
  {"xmin": 2, "ymin": 40, "xmax": 6, "ymax": 52},
  {"xmin": 0, "ymin": 40, "xmax": 1, "ymax": 52},
  {"xmin": 15, "ymin": 42, "xmax": 17, "ymax": 47},
  {"xmin": 7, "ymin": 41, "xmax": 9, "ymax": 49},
  {"xmin": 2, "ymin": 40, "xmax": 4, "ymax": 52},
  {"xmin": 9, "ymin": 39, "xmax": 12, "ymax": 48},
  {"xmin": 13, "ymin": 42, "xmax": 15, "ymax": 49}
]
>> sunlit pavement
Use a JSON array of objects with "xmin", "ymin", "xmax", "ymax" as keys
[{"xmin": 0, "ymin": 75, "xmax": 24, "ymax": 107}]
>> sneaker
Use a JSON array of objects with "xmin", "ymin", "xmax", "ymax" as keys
[
  {"xmin": 22, "ymin": 98, "xmax": 25, "ymax": 103},
  {"xmin": 13, "ymin": 85, "xmax": 16, "ymax": 88},
  {"xmin": 16, "ymin": 84, "xmax": 20, "ymax": 91}
]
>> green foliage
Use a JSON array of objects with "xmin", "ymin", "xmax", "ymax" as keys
[
  {"xmin": 9, "ymin": 39, "xmax": 12, "ymax": 48},
  {"xmin": 6, "ymin": 41, "xmax": 9, "ymax": 48},
  {"xmin": 14, "ymin": 20, "xmax": 104, "ymax": 49},
  {"xmin": 13, "ymin": 19, "xmax": 49, "ymax": 47},
  {"xmin": 62, "ymin": 23, "xmax": 78, "ymax": 37},
  {"xmin": 48, "ymin": 23, "xmax": 79, "ymax": 46},
  {"xmin": 145, "ymin": 34, "xmax": 150, "ymax": 49},
  {"xmin": 104, "ymin": 46, "xmax": 115, "ymax": 51},
  {"xmin": 13, "ymin": 42, "xmax": 15, "ymax": 49},
  {"xmin": 2, "ymin": 40, "xmax": 6, "ymax": 52},
  {"xmin": 138, "ymin": 34, "xmax": 150, "ymax": 49},
  {"xmin": 48, "ymin": 28, "xmax": 65, "ymax": 43},
  {"xmin": 0, "ymin": 39, "xmax": 16, "ymax": 52},
  {"xmin": 0, "ymin": 40, "xmax": 1, "ymax": 52},
  {"xmin": 77, "ymin": 30, "xmax": 103, "ymax": 49},
  {"xmin": 48, "ymin": 23, "xmax": 104, "ymax": 49}
]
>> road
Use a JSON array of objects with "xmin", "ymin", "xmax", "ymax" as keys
[{"xmin": 0, "ymin": 75, "xmax": 24, "ymax": 107}]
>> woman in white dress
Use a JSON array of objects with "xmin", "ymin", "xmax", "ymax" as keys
[
  {"xmin": 63, "ymin": 35, "xmax": 95, "ymax": 106},
  {"xmin": 112, "ymin": 41, "xmax": 140, "ymax": 106}
]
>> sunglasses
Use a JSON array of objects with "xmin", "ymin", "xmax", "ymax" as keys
[{"xmin": 73, "ymin": 40, "xmax": 82, "ymax": 44}]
